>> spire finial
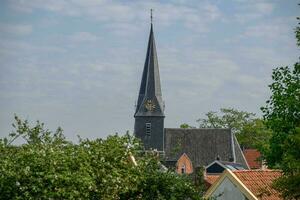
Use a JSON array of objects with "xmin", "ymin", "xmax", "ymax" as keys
[{"xmin": 150, "ymin": 9, "xmax": 153, "ymax": 24}]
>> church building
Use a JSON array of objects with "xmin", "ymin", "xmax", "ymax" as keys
[{"xmin": 134, "ymin": 18, "xmax": 249, "ymax": 174}]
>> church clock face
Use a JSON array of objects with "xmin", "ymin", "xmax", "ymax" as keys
[{"xmin": 144, "ymin": 99, "xmax": 156, "ymax": 112}]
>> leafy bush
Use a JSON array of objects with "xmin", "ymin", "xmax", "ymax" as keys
[{"xmin": 0, "ymin": 116, "xmax": 201, "ymax": 200}]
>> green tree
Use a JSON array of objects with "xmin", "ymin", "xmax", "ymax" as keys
[
  {"xmin": 296, "ymin": 16, "xmax": 300, "ymax": 46},
  {"xmin": 272, "ymin": 128, "xmax": 300, "ymax": 199},
  {"xmin": 239, "ymin": 119, "xmax": 272, "ymax": 150},
  {"xmin": 260, "ymin": 16, "xmax": 300, "ymax": 199},
  {"xmin": 196, "ymin": 108, "xmax": 270, "ymax": 149},
  {"xmin": 180, "ymin": 123, "xmax": 195, "ymax": 128},
  {"xmin": 261, "ymin": 64, "xmax": 300, "ymax": 168},
  {"xmin": 0, "ymin": 115, "xmax": 202, "ymax": 200},
  {"xmin": 197, "ymin": 108, "xmax": 255, "ymax": 134}
]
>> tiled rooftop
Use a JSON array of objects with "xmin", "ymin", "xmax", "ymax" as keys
[
  {"xmin": 234, "ymin": 170, "xmax": 282, "ymax": 200},
  {"xmin": 205, "ymin": 175, "xmax": 220, "ymax": 188},
  {"xmin": 243, "ymin": 149, "xmax": 262, "ymax": 169}
]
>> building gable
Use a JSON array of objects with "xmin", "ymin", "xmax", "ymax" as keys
[
  {"xmin": 206, "ymin": 161, "xmax": 226, "ymax": 174},
  {"xmin": 206, "ymin": 160, "xmax": 246, "ymax": 174},
  {"xmin": 205, "ymin": 169, "xmax": 257, "ymax": 200},
  {"xmin": 176, "ymin": 153, "xmax": 193, "ymax": 174},
  {"xmin": 211, "ymin": 177, "xmax": 249, "ymax": 200},
  {"xmin": 205, "ymin": 169, "xmax": 282, "ymax": 200}
]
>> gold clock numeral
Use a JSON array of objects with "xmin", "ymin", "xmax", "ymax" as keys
[{"xmin": 144, "ymin": 100, "xmax": 156, "ymax": 112}]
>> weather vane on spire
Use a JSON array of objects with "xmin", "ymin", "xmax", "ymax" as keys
[{"xmin": 150, "ymin": 9, "xmax": 153, "ymax": 24}]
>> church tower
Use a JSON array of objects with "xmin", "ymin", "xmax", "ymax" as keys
[{"xmin": 134, "ymin": 12, "xmax": 165, "ymax": 151}]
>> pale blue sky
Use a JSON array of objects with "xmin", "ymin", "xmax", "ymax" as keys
[{"xmin": 0, "ymin": 0, "xmax": 299, "ymax": 141}]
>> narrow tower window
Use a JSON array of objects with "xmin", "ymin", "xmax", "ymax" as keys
[
  {"xmin": 181, "ymin": 164, "xmax": 186, "ymax": 174},
  {"xmin": 146, "ymin": 123, "xmax": 151, "ymax": 136}
]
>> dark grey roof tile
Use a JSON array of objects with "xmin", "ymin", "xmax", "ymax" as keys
[{"xmin": 164, "ymin": 128, "xmax": 249, "ymax": 169}]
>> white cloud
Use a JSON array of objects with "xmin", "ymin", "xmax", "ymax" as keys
[
  {"xmin": 243, "ymin": 23, "xmax": 287, "ymax": 40},
  {"xmin": 203, "ymin": 4, "xmax": 221, "ymax": 20},
  {"xmin": 69, "ymin": 32, "xmax": 100, "ymax": 42},
  {"xmin": 8, "ymin": 0, "xmax": 69, "ymax": 13},
  {"xmin": 255, "ymin": 2, "xmax": 274, "ymax": 14},
  {"xmin": 2, "ymin": 0, "xmax": 298, "ymax": 139},
  {"xmin": 159, "ymin": 48, "xmax": 240, "ymax": 99},
  {"xmin": 228, "ymin": 17, "xmax": 295, "ymax": 47},
  {"xmin": 103, "ymin": 22, "xmax": 141, "ymax": 37},
  {"xmin": 235, "ymin": 46, "xmax": 295, "ymax": 71},
  {"xmin": 0, "ymin": 38, "xmax": 66, "ymax": 60},
  {"xmin": 233, "ymin": 2, "xmax": 275, "ymax": 23},
  {"xmin": 0, "ymin": 23, "xmax": 32, "ymax": 36},
  {"xmin": 235, "ymin": 74, "xmax": 265, "ymax": 92},
  {"xmin": 8, "ymin": 1, "xmax": 222, "ymax": 34}
]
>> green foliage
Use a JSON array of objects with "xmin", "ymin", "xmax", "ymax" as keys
[
  {"xmin": 122, "ymin": 164, "xmax": 200, "ymax": 200},
  {"xmin": 180, "ymin": 123, "xmax": 195, "ymax": 128},
  {"xmin": 261, "ymin": 64, "xmax": 300, "ymax": 168},
  {"xmin": 260, "ymin": 15, "xmax": 300, "ymax": 199},
  {"xmin": 0, "ymin": 116, "xmax": 201, "ymax": 200},
  {"xmin": 197, "ymin": 108, "xmax": 271, "ymax": 149},
  {"xmin": 194, "ymin": 166, "xmax": 207, "ymax": 196},
  {"xmin": 197, "ymin": 108, "xmax": 255, "ymax": 134},
  {"xmin": 296, "ymin": 16, "xmax": 300, "ymax": 46},
  {"xmin": 238, "ymin": 119, "xmax": 272, "ymax": 150},
  {"xmin": 272, "ymin": 128, "xmax": 300, "ymax": 199}
]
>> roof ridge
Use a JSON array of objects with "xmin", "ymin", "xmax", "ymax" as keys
[
  {"xmin": 243, "ymin": 148, "xmax": 260, "ymax": 151},
  {"xmin": 164, "ymin": 128, "xmax": 231, "ymax": 130},
  {"xmin": 234, "ymin": 169, "xmax": 282, "ymax": 172}
]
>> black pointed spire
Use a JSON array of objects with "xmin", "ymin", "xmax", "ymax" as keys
[
  {"xmin": 134, "ymin": 12, "xmax": 165, "ymax": 151},
  {"xmin": 134, "ymin": 14, "xmax": 164, "ymax": 117}
]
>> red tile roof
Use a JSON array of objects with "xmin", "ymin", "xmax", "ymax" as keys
[
  {"xmin": 233, "ymin": 170, "xmax": 282, "ymax": 200},
  {"xmin": 243, "ymin": 149, "xmax": 262, "ymax": 169},
  {"xmin": 205, "ymin": 175, "xmax": 220, "ymax": 188}
]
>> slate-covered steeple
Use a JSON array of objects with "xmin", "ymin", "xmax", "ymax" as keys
[
  {"xmin": 134, "ymin": 23, "xmax": 164, "ymax": 117},
  {"xmin": 134, "ymin": 12, "xmax": 165, "ymax": 151}
]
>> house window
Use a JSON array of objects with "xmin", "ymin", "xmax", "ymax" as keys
[
  {"xmin": 181, "ymin": 164, "xmax": 186, "ymax": 174},
  {"xmin": 146, "ymin": 123, "xmax": 151, "ymax": 136}
]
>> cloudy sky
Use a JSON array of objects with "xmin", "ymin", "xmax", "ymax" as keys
[{"xmin": 0, "ymin": 0, "xmax": 299, "ymax": 141}]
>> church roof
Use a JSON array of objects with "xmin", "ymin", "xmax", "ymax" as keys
[
  {"xmin": 164, "ymin": 128, "xmax": 249, "ymax": 169},
  {"xmin": 134, "ymin": 23, "xmax": 164, "ymax": 117}
]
